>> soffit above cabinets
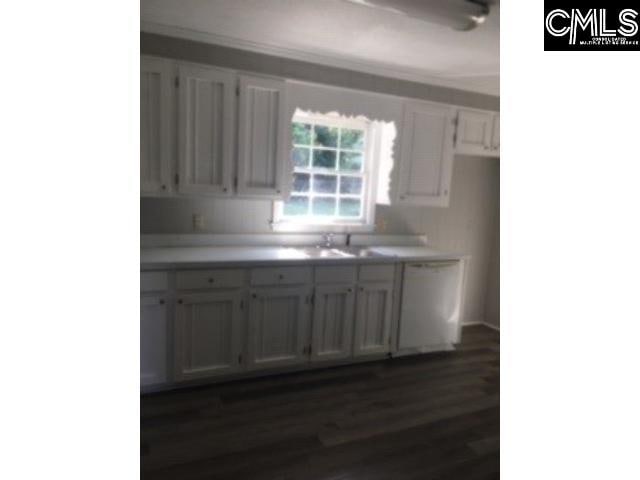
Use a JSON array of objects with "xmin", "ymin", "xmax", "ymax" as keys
[{"xmin": 140, "ymin": 0, "xmax": 500, "ymax": 96}]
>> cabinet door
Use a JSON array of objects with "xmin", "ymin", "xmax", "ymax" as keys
[
  {"xmin": 247, "ymin": 286, "xmax": 310, "ymax": 370},
  {"xmin": 140, "ymin": 295, "xmax": 168, "ymax": 387},
  {"xmin": 353, "ymin": 282, "xmax": 393, "ymax": 356},
  {"xmin": 455, "ymin": 109, "xmax": 495, "ymax": 156},
  {"xmin": 141, "ymin": 57, "xmax": 173, "ymax": 195},
  {"xmin": 178, "ymin": 64, "xmax": 235, "ymax": 196},
  {"xmin": 490, "ymin": 113, "xmax": 500, "ymax": 155},
  {"xmin": 397, "ymin": 101, "xmax": 455, "ymax": 207},
  {"xmin": 237, "ymin": 75, "xmax": 290, "ymax": 198},
  {"xmin": 175, "ymin": 290, "xmax": 244, "ymax": 381},
  {"xmin": 311, "ymin": 285, "xmax": 355, "ymax": 362}
]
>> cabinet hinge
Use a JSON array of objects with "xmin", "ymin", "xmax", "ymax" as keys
[
  {"xmin": 310, "ymin": 293, "xmax": 315, "ymax": 306},
  {"xmin": 236, "ymin": 85, "xmax": 240, "ymax": 96},
  {"xmin": 234, "ymin": 176, "xmax": 238, "ymax": 188},
  {"xmin": 240, "ymin": 300, "xmax": 244, "ymax": 310},
  {"xmin": 238, "ymin": 353, "xmax": 243, "ymax": 364},
  {"xmin": 308, "ymin": 345, "xmax": 312, "ymax": 356},
  {"xmin": 174, "ymin": 173, "xmax": 179, "ymax": 185},
  {"xmin": 175, "ymin": 76, "xmax": 179, "ymax": 88}
]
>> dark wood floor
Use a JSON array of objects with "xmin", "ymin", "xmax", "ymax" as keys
[{"xmin": 141, "ymin": 325, "xmax": 499, "ymax": 480}]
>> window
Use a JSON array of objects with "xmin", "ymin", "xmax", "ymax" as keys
[{"xmin": 275, "ymin": 112, "xmax": 378, "ymax": 230}]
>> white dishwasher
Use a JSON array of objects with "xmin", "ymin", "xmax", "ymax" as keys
[{"xmin": 398, "ymin": 260, "xmax": 464, "ymax": 354}]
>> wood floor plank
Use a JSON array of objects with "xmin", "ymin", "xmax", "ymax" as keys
[{"xmin": 141, "ymin": 324, "xmax": 500, "ymax": 479}]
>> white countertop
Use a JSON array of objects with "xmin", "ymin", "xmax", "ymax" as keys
[{"xmin": 140, "ymin": 245, "xmax": 466, "ymax": 269}]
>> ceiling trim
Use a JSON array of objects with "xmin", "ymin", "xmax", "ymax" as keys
[{"xmin": 141, "ymin": 21, "xmax": 499, "ymax": 96}]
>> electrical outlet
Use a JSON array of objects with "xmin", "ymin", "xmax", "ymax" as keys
[{"xmin": 193, "ymin": 214, "xmax": 204, "ymax": 231}]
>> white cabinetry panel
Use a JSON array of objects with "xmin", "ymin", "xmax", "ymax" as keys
[
  {"xmin": 455, "ymin": 109, "xmax": 499, "ymax": 157},
  {"xmin": 311, "ymin": 285, "xmax": 355, "ymax": 361},
  {"xmin": 491, "ymin": 113, "xmax": 500, "ymax": 154},
  {"xmin": 175, "ymin": 290, "xmax": 244, "ymax": 380},
  {"xmin": 140, "ymin": 295, "xmax": 168, "ymax": 387},
  {"xmin": 141, "ymin": 56, "xmax": 173, "ymax": 195},
  {"xmin": 397, "ymin": 101, "xmax": 455, "ymax": 207},
  {"xmin": 178, "ymin": 64, "xmax": 235, "ymax": 196},
  {"xmin": 237, "ymin": 75, "xmax": 289, "ymax": 198},
  {"xmin": 247, "ymin": 286, "xmax": 310, "ymax": 370},
  {"xmin": 353, "ymin": 282, "xmax": 393, "ymax": 356}
]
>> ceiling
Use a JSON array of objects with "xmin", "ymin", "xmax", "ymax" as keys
[{"xmin": 141, "ymin": 0, "xmax": 500, "ymax": 96}]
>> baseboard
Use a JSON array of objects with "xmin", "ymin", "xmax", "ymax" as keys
[{"xmin": 462, "ymin": 321, "xmax": 500, "ymax": 332}]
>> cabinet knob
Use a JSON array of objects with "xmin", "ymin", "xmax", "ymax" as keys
[
  {"xmin": 347, "ymin": 288, "xmax": 352, "ymax": 293},
  {"xmin": 208, "ymin": 278, "xmax": 215, "ymax": 283},
  {"xmin": 178, "ymin": 299, "xmax": 183, "ymax": 304},
  {"xmin": 252, "ymin": 293, "xmax": 257, "ymax": 299},
  {"xmin": 278, "ymin": 274, "xmax": 284, "ymax": 280},
  {"xmin": 159, "ymin": 299, "xmax": 165, "ymax": 305},
  {"xmin": 161, "ymin": 185, "xmax": 167, "ymax": 190},
  {"xmin": 223, "ymin": 187, "xmax": 228, "ymax": 192}
]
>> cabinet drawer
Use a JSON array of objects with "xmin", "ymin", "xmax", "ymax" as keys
[
  {"xmin": 315, "ymin": 265, "xmax": 357, "ymax": 284},
  {"xmin": 141, "ymin": 272, "xmax": 169, "ymax": 292},
  {"xmin": 176, "ymin": 269, "xmax": 244, "ymax": 290},
  {"xmin": 250, "ymin": 266, "xmax": 312, "ymax": 286},
  {"xmin": 358, "ymin": 264, "xmax": 395, "ymax": 282}
]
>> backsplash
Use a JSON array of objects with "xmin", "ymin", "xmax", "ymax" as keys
[{"xmin": 141, "ymin": 155, "xmax": 498, "ymax": 326}]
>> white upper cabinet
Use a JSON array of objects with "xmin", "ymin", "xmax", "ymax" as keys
[
  {"xmin": 311, "ymin": 285, "xmax": 355, "ymax": 362},
  {"xmin": 141, "ymin": 56, "xmax": 173, "ymax": 195},
  {"xmin": 396, "ymin": 101, "xmax": 456, "ymax": 207},
  {"xmin": 247, "ymin": 286, "xmax": 310, "ymax": 370},
  {"xmin": 455, "ymin": 108, "xmax": 499, "ymax": 157},
  {"xmin": 174, "ymin": 290, "xmax": 244, "ymax": 381},
  {"xmin": 491, "ymin": 113, "xmax": 500, "ymax": 154},
  {"xmin": 237, "ymin": 75, "xmax": 290, "ymax": 198},
  {"xmin": 177, "ymin": 64, "xmax": 235, "ymax": 196}
]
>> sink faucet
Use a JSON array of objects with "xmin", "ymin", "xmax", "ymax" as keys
[{"xmin": 322, "ymin": 233, "xmax": 335, "ymax": 248}]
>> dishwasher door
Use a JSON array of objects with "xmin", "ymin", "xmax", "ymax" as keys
[{"xmin": 399, "ymin": 260, "xmax": 463, "ymax": 351}]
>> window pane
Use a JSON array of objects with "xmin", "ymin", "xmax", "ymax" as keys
[
  {"xmin": 340, "ymin": 176, "xmax": 363, "ymax": 195},
  {"xmin": 292, "ymin": 122, "xmax": 311, "ymax": 145},
  {"xmin": 340, "ymin": 128, "xmax": 365, "ymax": 150},
  {"xmin": 314, "ymin": 125, "xmax": 338, "ymax": 148},
  {"xmin": 283, "ymin": 196, "xmax": 309, "ymax": 216},
  {"xmin": 339, "ymin": 152, "xmax": 363, "ymax": 172},
  {"xmin": 313, "ymin": 174, "xmax": 337, "ymax": 194},
  {"xmin": 293, "ymin": 173, "xmax": 310, "ymax": 193},
  {"xmin": 292, "ymin": 147, "xmax": 310, "ymax": 167},
  {"xmin": 312, "ymin": 197, "xmax": 336, "ymax": 216},
  {"xmin": 339, "ymin": 198, "xmax": 361, "ymax": 217},
  {"xmin": 313, "ymin": 149, "xmax": 337, "ymax": 169}
]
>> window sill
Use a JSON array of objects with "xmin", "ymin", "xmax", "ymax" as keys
[{"xmin": 270, "ymin": 221, "xmax": 375, "ymax": 233}]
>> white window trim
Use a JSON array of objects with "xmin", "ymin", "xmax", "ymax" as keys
[{"xmin": 271, "ymin": 113, "xmax": 381, "ymax": 233}]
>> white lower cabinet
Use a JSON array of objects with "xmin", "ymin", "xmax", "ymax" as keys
[
  {"xmin": 353, "ymin": 282, "xmax": 394, "ymax": 356},
  {"xmin": 140, "ymin": 295, "xmax": 169, "ymax": 387},
  {"xmin": 174, "ymin": 290, "xmax": 244, "ymax": 381},
  {"xmin": 247, "ymin": 286, "xmax": 311, "ymax": 370},
  {"xmin": 311, "ymin": 284, "xmax": 355, "ymax": 362}
]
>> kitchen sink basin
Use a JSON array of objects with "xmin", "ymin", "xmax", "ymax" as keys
[{"xmin": 295, "ymin": 247, "xmax": 388, "ymax": 259}]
